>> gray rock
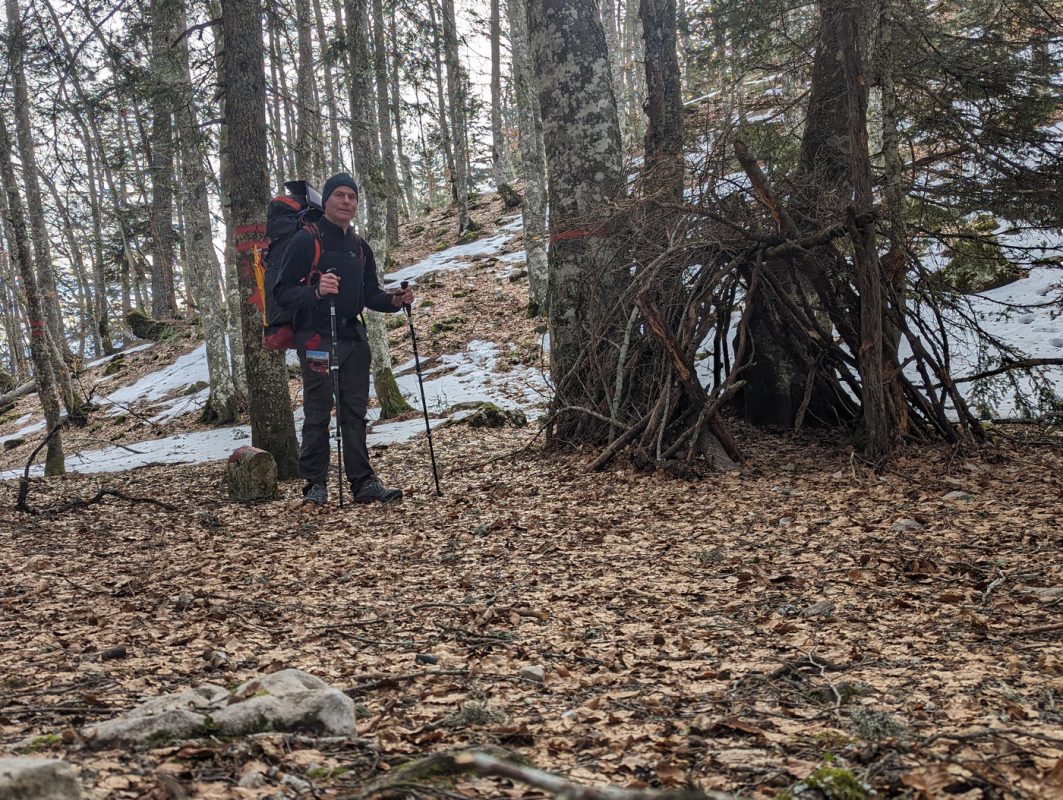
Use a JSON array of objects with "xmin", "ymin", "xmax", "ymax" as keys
[
  {"xmin": 890, "ymin": 517, "xmax": 923, "ymax": 532},
  {"xmin": 212, "ymin": 689, "xmax": 356, "ymax": 736},
  {"xmin": 84, "ymin": 709, "xmax": 207, "ymax": 747},
  {"xmin": 0, "ymin": 757, "xmax": 81, "ymax": 799},
  {"xmin": 227, "ymin": 446, "xmax": 277, "ymax": 502},
  {"xmin": 507, "ymin": 268, "xmax": 528, "ymax": 282},
  {"xmin": 520, "ymin": 664, "xmax": 545, "ymax": 683},
  {"xmin": 942, "ymin": 490, "xmax": 974, "ymax": 501},
  {"xmin": 81, "ymin": 669, "xmax": 355, "ymax": 745}
]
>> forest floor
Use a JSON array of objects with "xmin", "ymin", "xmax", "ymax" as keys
[{"xmin": 1, "ymin": 195, "xmax": 1062, "ymax": 799}]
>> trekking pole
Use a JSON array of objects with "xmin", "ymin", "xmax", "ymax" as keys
[
  {"xmin": 327, "ymin": 271, "xmax": 345, "ymax": 508},
  {"xmin": 401, "ymin": 280, "xmax": 441, "ymax": 496}
]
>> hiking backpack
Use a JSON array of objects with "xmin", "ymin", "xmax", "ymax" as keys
[{"xmin": 253, "ymin": 180, "xmax": 324, "ymax": 351}]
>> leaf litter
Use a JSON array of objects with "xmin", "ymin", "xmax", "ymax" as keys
[{"xmin": 0, "ymin": 195, "xmax": 1061, "ymax": 798}]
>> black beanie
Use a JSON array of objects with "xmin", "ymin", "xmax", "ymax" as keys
[{"xmin": 322, "ymin": 173, "xmax": 359, "ymax": 204}]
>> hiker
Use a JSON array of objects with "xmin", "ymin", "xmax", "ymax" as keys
[{"xmin": 275, "ymin": 172, "xmax": 413, "ymax": 506}]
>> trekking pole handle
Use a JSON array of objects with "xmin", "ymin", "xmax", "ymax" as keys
[{"xmin": 400, "ymin": 280, "xmax": 412, "ymax": 315}]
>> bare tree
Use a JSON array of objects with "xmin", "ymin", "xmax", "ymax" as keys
[
  {"xmin": 221, "ymin": 0, "xmax": 300, "ymax": 477},
  {"xmin": 0, "ymin": 115, "xmax": 64, "ymax": 475},
  {"xmin": 174, "ymin": 0, "xmax": 239, "ymax": 423},
  {"xmin": 148, "ymin": 0, "xmax": 180, "ymax": 318},
  {"xmin": 507, "ymin": 0, "xmax": 548, "ymax": 314},
  {"xmin": 441, "ymin": 0, "xmax": 473, "ymax": 233}
]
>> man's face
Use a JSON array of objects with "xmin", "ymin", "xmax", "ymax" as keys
[{"xmin": 324, "ymin": 187, "xmax": 359, "ymax": 226}]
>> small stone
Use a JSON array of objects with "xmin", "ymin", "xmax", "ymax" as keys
[
  {"xmin": 520, "ymin": 664, "xmax": 545, "ymax": 683},
  {"xmin": 0, "ymin": 757, "xmax": 81, "ymax": 799},
  {"xmin": 507, "ymin": 268, "xmax": 528, "ymax": 282},
  {"xmin": 942, "ymin": 490, "xmax": 973, "ymax": 501},
  {"xmin": 800, "ymin": 600, "xmax": 836, "ymax": 618},
  {"xmin": 282, "ymin": 773, "xmax": 312, "ymax": 794},
  {"xmin": 237, "ymin": 768, "xmax": 266, "ymax": 789},
  {"xmin": 778, "ymin": 517, "xmax": 794, "ymax": 527},
  {"xmin": 890, "ymin": 518, "xmax": 923, "ymax": 532},
  {"xmin": 415, "ymin": 653, "xmax": 439, "ymax": 665}
]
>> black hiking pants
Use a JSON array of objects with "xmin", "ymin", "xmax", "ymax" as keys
[{"xmin": 296, "ymin": 331, "xmax": 373, "ymax": 489}]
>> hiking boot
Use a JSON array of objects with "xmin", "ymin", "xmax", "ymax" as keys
[
  {"xmin": 302, "ymin": 483, "xmax": 328, "ymax": 507},
  {"xmin": 353, "ymin": 477, "xmax": 403, "ymax": 504}
]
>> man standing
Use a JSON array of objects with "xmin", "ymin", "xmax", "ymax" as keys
[{"xmin": 275, "ymin": 172, "xmax": 413, "ymax": 506}]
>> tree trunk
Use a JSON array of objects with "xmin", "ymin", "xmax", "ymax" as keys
[
  {"xmin": 598, "ymin": 0, "xmax": 626, "ymax": 145},
  {"xmin": 389, "ymin": 5, "xmax": 418, "ymax": 214},
  {"xmin": 221, "ymin": 0, "xmax": 300, "ymax": 478},
  {"xmin": 208, "ymin": 0, "xmax": 249, "ymax": 398},
  {"xmin": 5, "ymin": 0, "xmax": 72, "ymax": 363},
  {"xmin": 312, "ymin": 0, "xmax": 344, "ymax": 174},
  {"xmin": 490, "ymin": 0, "xmax": 514, "ymax": 192},
  {"xmin": 739, "ymin": 0, "xmax": 859, "ymax": 430},
  {"xmin": 149, "ymin": 0, "xmax": 180, "ymax": 318},
  {"xmin": 639, "ymin": 0, "xmax": 683, "ymax": 202},
  {"xmin": 372, "ymin": 0, "xmax": 401, "ymax": 246},
  {"xmin": 527, "ymin": 0, "xmax": 627, "ymax": 444},
  {"xmin": 428, "ymin": 0, "xmax": 457, "ymax": 204},
  {"xmin": 175, "ymin": 0, "xmax": 238, "ymax": 424},
  {"xmin": 345, "ymin": 0, "xmax": 412, "ymax": 419},
  {"xmin": 294, "ymin": 0, "xmax": 321, "ymax": 182},
  {"xmin": 266, "ymin": 15, "xmax": 289, "ymax": 190},
  {"xmin": 0, "ymin": 203, "xmax": 30, "ymax": 380},
  {"xmin": 441, "ymin": 0, "xmax": 472, "ymax": 233},
  {"xmin": 507, "ymin": 0, "xmax": 548, "ymax": 315},
  {"xmin": 0, "ymin": 115, "xmax": 64, "ymax": 475},
  {"xmin": 840, "ymin": 3, "xmax": 896, "ymax": 458}
]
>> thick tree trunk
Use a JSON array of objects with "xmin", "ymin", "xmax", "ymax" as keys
[
  {"xmin": 739, "ymin": 0, "xmax": 860, "ymax": 430},
  {"xmin": 221, "ymin": 0, "xmax": 300, "ymax": 478},
  {"xmin": 0, "ymin": 116, "xmax": 64, "ymax": 475},
  {"xmin": 527, "ymin": 0, "xmax": 627, "ymax": 444},
  {"xmin": 175, "ymin": 0, "xmax": 238, "ymax": 424},
  {"xmin": 149, "ymin": 0, "xmax": 180, "ymax": 318},
  {"xmin": 507, "ymin": 0, "xmax": 548, "ymax": 315},
  {"xmin": 441, "ymin": 0, "xmax": 472, "ymax": 233},
  {"xmin": 840, "ymin": 5, "xmax": 896, "ymax": 458}
]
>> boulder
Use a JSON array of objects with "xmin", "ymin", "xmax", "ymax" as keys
[
  {"xmin": 227, "ymin": 446, "xmax": 277, "ymax": 502},
  {"xmin": 0, "ymin": 757, "xmax": 81, "ymax": 800},
  {"xmin": 82, "ymin": 669, "xmax": 356, "ymax": 747},
  {"xmin": 125, "ymin": 309, "xmax": 175, "ymax": 342},
  {"xmin": 446, "ymin": 402, "xmax": 526, "ymax": 429}
]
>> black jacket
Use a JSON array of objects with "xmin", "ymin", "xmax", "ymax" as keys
[{"xmin": 274, "ymin": 217, "xmax": 399, "ymax": 338}]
